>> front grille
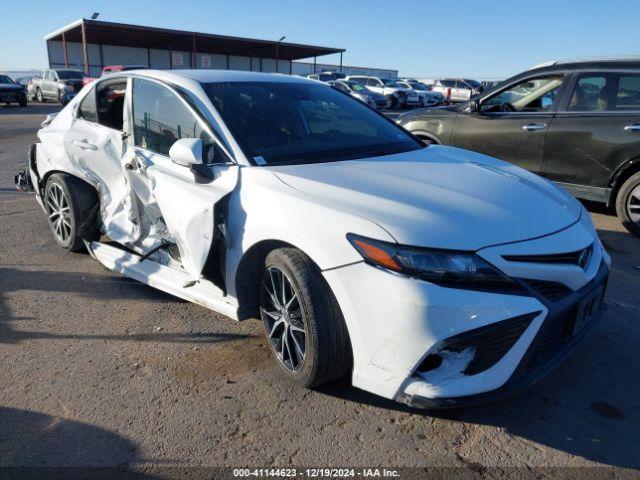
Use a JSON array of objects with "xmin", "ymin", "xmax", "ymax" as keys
[
  {"xmin": 522, "ymin": 278, "xmax": 573, "ymax": 302},
  {"xmin": 417, "ymin": 312, "xmax": 539, "ymax": 376},
  {"xmin": 526, "ymin": 308, "xmax": 575, "ymax": 370},
  {"xmin": 503, "ymin": 244, "xmax": 593, "ymax": 269}
]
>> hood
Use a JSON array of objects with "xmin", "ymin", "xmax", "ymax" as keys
[
  {"xmin": 0, "ymin": 83, "xmax": 23, "ymax": 91},
  {"xmin": 270, "ymin": 146, "xmax": 581, "ymax": 251}
]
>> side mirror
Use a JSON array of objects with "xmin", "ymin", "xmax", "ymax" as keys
[{"xmin": 169, "ymin": 138, "xmax": 203, "ymax": 167}]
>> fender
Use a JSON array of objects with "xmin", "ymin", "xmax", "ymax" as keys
[{"xmin": 607, "ymin": 156, "xmax": 640, "ymax": 207}]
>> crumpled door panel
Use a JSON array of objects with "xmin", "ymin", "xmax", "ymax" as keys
[{"xmin": 146, "ymin": 164, "xmax": 239, "ymax": 280}]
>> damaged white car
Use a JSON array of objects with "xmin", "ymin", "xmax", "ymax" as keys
[{"xmin": 27, "ymin": 70, "xmax": 610, "ymax": 408}]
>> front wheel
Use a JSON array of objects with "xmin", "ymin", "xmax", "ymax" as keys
[
  {"xmin": 260, "ymin": 248, "xmax": 351, "ymax": 388},
  {"xmin": 36, "ymin": 88, "xmax": 45, "ymax": 103},
  {"xmin": 616, "ymin": 171, "xmax": 640, "ymax": 238}
]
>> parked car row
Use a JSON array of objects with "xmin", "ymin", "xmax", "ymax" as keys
[
  {"xmin": 306, "ymin": 72, "xmax": 451, "ymax": 109},
  {"xmin": 11, "ymin": 66, "xmax": 148, "ymax": 105},
  {"xmin": 397, "ymin": 58, "xmax": 640, "ymax": 237}
]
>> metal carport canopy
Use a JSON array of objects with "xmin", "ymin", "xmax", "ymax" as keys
[{"xmin": 44, "ymin": 18, "xmax": 345, "ymax": 61}]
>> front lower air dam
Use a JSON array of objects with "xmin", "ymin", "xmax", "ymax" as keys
[{"xmin": 397, "ymin": 312, "xmax": 540, "ymax": 408}]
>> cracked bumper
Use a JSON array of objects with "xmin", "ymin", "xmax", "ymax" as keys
[{"xmin": 322, "ymin": 225, "xmax": 609, "ymax": 408}]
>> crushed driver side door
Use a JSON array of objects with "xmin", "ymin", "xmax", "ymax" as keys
[{"xmin": 121, "ymin": 76, "xmax": 239, "ymax": 281}]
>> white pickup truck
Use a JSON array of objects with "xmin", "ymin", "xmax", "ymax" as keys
[{"xmin": 32, "ymin": 69, "xmax": 85, "ymax": 104}]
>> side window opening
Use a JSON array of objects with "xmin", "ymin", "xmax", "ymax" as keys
[
  {"xmin": 132, "ymin": 78, "xmax": 216, "ymax": 161},
  {"xmin": 96, "ymin": 80, "xmax": 126, "ymax": 131},
  {"xmin": 481, "ymin": 75, "xmax": 564, "ymax": 113},
  {"xmin": 78, "ymin": 87, "xmax": 98, "ymax": 123},
  {"xmin": 568, "ymin": 73, "xmax": 640, "ymax": 112}
]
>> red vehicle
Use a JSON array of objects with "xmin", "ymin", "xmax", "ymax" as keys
[{"xmin": 83, "ymin": 65, "xmax": 148, "ymax": 85}]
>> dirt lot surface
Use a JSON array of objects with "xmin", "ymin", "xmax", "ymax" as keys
[{"xmin": 1, "ymin": 104, "xmax": 639, "ymax": 478}]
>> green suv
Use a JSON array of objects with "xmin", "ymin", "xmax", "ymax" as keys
[{"xmin": 397, "ymin": 58, "xmax": 640, "ymax": 237}]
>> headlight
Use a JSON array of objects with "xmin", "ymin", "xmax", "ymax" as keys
[{"xmin": 347, "ymin": 234, "xmax": 523, "ymax": 292}]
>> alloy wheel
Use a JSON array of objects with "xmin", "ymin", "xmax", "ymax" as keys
[
  {"xmin": 45, "ymin": 183, "xmax": 72, "ymax": 244},
  {"xmin": 628, "ymin": 184, "xmax": 640, "ymax": 225},
  {"xmin": 260, "ymin": 266, "xmax": 306, "ymax": 372}
]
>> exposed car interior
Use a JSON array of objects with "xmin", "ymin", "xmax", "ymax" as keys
[{"xmin": 96, "ymin": 80, "xmax": 126, "ymax": 131}]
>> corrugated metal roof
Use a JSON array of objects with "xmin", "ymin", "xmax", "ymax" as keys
[{"xmin": 44, "ymin": 18, "xmax": 344, "ymax": 61}]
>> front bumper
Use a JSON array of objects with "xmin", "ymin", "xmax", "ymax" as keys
[
  {"xmin": 398, "ymin": 260, "xmax": 608, "ymax": 408},
  {"xmin": 322, "ymin": 219, "xmax": 610, "ymax": 407},
  {"xmin": 0, "ymin": 90, "xmax": 26, "ymax": 103}
]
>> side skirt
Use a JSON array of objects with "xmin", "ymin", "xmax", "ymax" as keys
[
  {"xmin": 86, "ymin": 241, "xmax": 239, "ymax": 320},
  {"xmin": 555, "ymin": 182, "xmax": 610, "ymax": 203}
]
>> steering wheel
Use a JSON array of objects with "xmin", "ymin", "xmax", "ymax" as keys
[{"xmin": 501, "ymin": 102, "xmax": 516, "ymax": 112}]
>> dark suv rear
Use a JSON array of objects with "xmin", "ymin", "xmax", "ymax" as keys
[{"xmin": 397, "ymin": 58, "xmax": 640, "ymax": 237}]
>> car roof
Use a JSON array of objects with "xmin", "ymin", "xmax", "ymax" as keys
[
  {"xmin": 124, "ymin": 69, "xmax": 318, "ymax": 85},
  {"xmin": 529, "ymin": 57, "xmax": 640, "ymax": 72}
]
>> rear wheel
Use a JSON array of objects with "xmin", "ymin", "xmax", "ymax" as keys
[
  {"xmin": 616, "ymin": 171, "xmax": 640, "ymax": 238},
  {"xmin": 260, "ymin": 248, "xmax": 351, "ymax": 388},
  {"xmin": 44, "ymin": 173, "xmax": 101, "ymax": 252}
]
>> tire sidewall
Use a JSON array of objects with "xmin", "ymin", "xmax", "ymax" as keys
[
  {"xmin": 44, "ymin": 175, "xmax": 77, "ymax": 249},
  {"xmin": 615, "ymin": 172, "xmax": 640, "ymax": 237},
  {"xmin": 261, "ymin": 251, "xmax": 319, "ymax": 385}
]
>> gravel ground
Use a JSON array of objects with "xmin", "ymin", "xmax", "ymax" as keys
[{"xmin": 0, "ymin": 104, "xmax": 639, "ymax": 478}]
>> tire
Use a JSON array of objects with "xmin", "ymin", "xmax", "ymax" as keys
[
  {"xmin": 44, "ymin": 173, "xmax": 101, "ymax": 252},
  {"xmin": 36, "ymin": 88, "xmax": 45, "ymax": 103},
  {"xmin": 386, "ymin": 95, "xmax": 397, "ymax": 109},
  {"xmin": 615, "ymin": 171, "xmax": 640, "ymax": 238},
  {"xmin": 260, "ymin": 248, "xmax": 351, "ymax": 388},
  {"xmin": 19, "ymin": 99, "xmax": 27, "ymax": 107}
]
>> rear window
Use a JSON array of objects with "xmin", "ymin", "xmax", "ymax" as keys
[{"xmin": 203, "ymin": 81, "xmax": 421, "ymax": 165}]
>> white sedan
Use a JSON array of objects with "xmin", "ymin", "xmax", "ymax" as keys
[{"xmin": 27, "ymin": 70, "xmax": 610, "ymax": 408}]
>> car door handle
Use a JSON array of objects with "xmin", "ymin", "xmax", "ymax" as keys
[
  {"xmin": 72, "ymin": 139, "xmax": 97, "ymax": 150},
  {"xmin": 624, "ymin": 123, "xmax": 640, "ymax": 132},
  {"xmin": 521, "ymin": 123, "xmax": 547, "ymax": 132}
]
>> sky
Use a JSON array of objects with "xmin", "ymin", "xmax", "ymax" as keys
[{"xmin": 1, "ymin": 0, "xmax": 638, "ymax": 79}]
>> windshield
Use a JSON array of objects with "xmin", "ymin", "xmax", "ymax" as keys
[
  {"xmin": 464, "ymin": 79, "xmax": 481, "ymax": 88},
  {"xmin": 0, "ymin": 75, "xmax": 15, "ymax": 84},
  {"xmin": 347, "ymin": 82, "xmax": 367, "ymax": 92},
  {"xmin": 382, "ymin": 79, "xmax": 402, "ymax": 87},
  {"xmin": 56, "ymin": 70, "xmax": 84, "ymax": 80},
  {"xmin": 203, "ymin": 82, "xmax": 422, "ymax": 165},
  {"xmin": 410, "ymin": 82, "xmax": 429, "ymax": 91}
]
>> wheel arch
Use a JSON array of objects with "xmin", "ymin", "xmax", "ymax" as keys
[
  {"xmin": 234, "ymin": 239, "xmax": 305, "ymax": 320},
  {"xmin": 409, "ymin": 130, "xmax": 443, "ymax": 145},
  {"xmin": 41, "ymin": 169, "xmax": 97, "ymax": 195},
  {"xmin": 608, "ymin": 156, "xmax": 640, "ymax": 207}
]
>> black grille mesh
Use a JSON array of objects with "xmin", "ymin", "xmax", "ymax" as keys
[
  {"xmin": 523, "ymin": 279, "xmax": 573, "ymax": 302},
  {"xmin": 418, "ymin": 312, "xmax": 539, "ymax": 376}
]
